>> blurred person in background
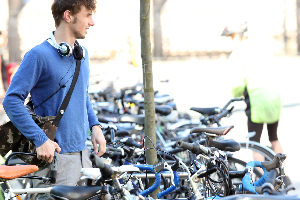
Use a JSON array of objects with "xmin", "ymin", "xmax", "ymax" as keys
[
  {"xmin": 6, "ymin": 62, "xmax": 19, "ymax": 86},
  {"xmin": 0, "ymin": 31, "xmax": 6, "ymax": 100},
  {"xmin": 222, "ymin": 22, "xmax": 284, "ymax": 161},
  {"xmin": 3, "ymin": 0, "xmax": 106, "ymax": 198}
]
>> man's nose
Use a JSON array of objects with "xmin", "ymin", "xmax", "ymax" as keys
[{"xmin": 89, "ymin": 17, "xmax": 95, "ymax": 26}]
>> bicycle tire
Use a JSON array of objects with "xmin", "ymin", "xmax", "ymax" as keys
[{"xmin": 236, "ymin": 141, "xmax": 275, "ymax": 162}]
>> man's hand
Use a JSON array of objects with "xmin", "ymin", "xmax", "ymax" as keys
[
  {"xmin": 91, "ymin": 125, "xmax": 106, "ymax": 156},
  {"xmin": 36, "ymin": 139, "xmax": 61, "ymax": 163}
]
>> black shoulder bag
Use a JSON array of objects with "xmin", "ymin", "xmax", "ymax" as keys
[{"xmin": 0, "ymin": 59, "xmax": 81, "ymax": 167}]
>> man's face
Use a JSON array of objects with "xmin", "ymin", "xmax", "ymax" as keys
[{"xmin": 70, "ymin": 6, "xmax": 95, "ymax": 39}]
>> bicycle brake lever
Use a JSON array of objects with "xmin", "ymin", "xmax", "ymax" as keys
[
  {"xmin": 154, "ymin": 162, "xmax": 164, "ymax": 173},
  {"xmin": 154, "ymin": 162, "xmax": 175, "ymax": 186},
  {"xmin": 49, "ymin": 151, "xmax": 58, "ymax": 184},
  {"xmin": 163, "ymin": 163, "xmax": 175, "ymax": 186}
]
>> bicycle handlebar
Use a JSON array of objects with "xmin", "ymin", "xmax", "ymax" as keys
[
  {"xmin": 221, "ymin": 97, "xmax": 244, "ymax": 110},
  {"xmin": 133, "ymin": 164, "xmax": 161, "ymax": 197},
  {"xmin": 199, "ymin": 97, "xmax": 243, "ymax": 126},
  {"xmin": 241, "ymin": 153, "xmax": 287, "ymax": 194},
  {"xmin": 176, "ymin": 141, "xmax": 210, "ymax": 155},
  {"xmin": 120, "ymin": 137, "xmax": 143, "ymax": 148},
  {"xmin": 90, "ymin": 153, "xmax": 114, "ymax": 180},
  {"xmin": 214, "ymin": 106, "xmax": 234, "ymax": 122},
  {"xmin": 157, "ymin": 171, "xmax": 179, "ymax": 198},
  {"xmin": 262, "ymin": 153, "xmax": 286, "ymax": 171}
]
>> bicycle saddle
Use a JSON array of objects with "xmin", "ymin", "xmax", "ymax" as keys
[
  {"xmin": 155, "ymin": 105, "xmax": 172, "ymax": 116},
  {"xmin": 190, "ymin": 107, "xmax": 220, "ymax": 115},
  {"xmin": 50, "ymin": 185, "xmax": 105, "ymax": 200},
  {"xmin": 0, "ymin": 165, "xmax": 39, "ymax": 179},
  {"xmin": 208, "ymin": 139, "xmax": 240, "ymax": 152},
  {"xmin": 191, "ymin": 125, "xmax": 234, "ymax": 136}
]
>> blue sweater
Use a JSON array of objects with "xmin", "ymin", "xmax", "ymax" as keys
[{"xmin": 3, "ymin": 40, "xmax": 99, "ymax": 153}]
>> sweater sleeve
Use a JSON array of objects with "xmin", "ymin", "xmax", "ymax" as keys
[
  {"xmin": 3, "ymin": 50, "xmax": 49, "ymax": 147},
  {"xmin": 86, "ymin": 87, "xmax": 100, "ymax": 129}
]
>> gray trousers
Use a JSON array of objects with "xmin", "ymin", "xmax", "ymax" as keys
[{"xmin": 30, "ymin": 148, "xmax": 92, "ymax": 199}]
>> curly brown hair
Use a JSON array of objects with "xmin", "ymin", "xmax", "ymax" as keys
[{"xmin": 51, "ymin": 0, "xmax": 97, "ymax": 27}]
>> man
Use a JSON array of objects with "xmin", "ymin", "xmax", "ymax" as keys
[{"xmin": 3, "ymin": 0, "xmax": 106, "ymax": 187}]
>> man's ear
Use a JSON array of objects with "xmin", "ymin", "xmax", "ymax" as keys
[{"xmin": 63, "ymin": 10, "xmax": 72, "ymax": 23}]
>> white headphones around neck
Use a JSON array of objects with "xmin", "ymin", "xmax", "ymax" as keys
[{"xmin": 47, "ymin": 32, "xmax": 85, "ymax": 60}]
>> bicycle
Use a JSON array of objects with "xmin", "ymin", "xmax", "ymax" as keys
[
  {"xmin": 190, "ymin": 97, "xmax": 277, "ymax": 162},
  {"xmin": 175, "ymin": 140, "xmax": 296, "ymax": 198},
  {"xmin": 2, "ymin": 149, "xmax": 298, "ymax": 200},
  {"xmin": 0, "ymin": 164, "xmax": 39, "ymax": 200}
]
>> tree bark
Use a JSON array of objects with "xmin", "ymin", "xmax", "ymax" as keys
[
  {"xmin": 140, "ymin": 0, "xmax": 157, "ymax": 165},
  {"xmin": 153, "ymin": 0, "xmax": 167, "ymax": 58},
  {"xmin": 140, "ymin": 1, "xmax": 158, "ymax": 196},
  {"xmin": 8, "ymin": 0, "xmax": 24, "ymax": 63},
  {"xmin": 297, "ymin": 0, "xmax": 300, "ymax": 54}
]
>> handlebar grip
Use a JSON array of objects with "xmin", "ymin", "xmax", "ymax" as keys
[
  {"xmin": 262, "ymin": 153, "xmax": 286, "ymax": 171},
  {"xmin": 115, "ymin": 130, "xmax": 130, "ymax": 137},
  {"xmin": 90, "ymin": 153, "xmax": 106, "ymax": 168},
  {"xmin": 90, "ymin": 153, "xmax": 114, "ymax": 180},
  {"xmin": 167, "ymin": 148, "xmax": 184, "ymax": 154},
  {"xmin": 229, "ymin": 168, "xmax": 248, "ymax": 179},
  {"xmin": 255, "ymin": 170, "xmax": 277, "ymax": 194},
  {"xmin": 214, "ymin": 107, "xmax": 233, "ymax": 122},
  {"xmin": 103, "ymin": 151, "xmax": 123, "ymax": 158},
  {"xmin": 176, "ymin": 141, "xmax": 209, "ymax": 155},
  {"xmin": 120, "ymin": 137, "xmax": 143, "ymax": 148}
]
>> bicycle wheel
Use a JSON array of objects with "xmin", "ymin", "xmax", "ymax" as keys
[{"xmin": 234, "ymin": 141, "xmax": 275, "ymax": 163}]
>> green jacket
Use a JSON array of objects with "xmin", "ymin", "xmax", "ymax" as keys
[
  {"xmin": 230, "ymin": 40, "xmax": 281, "ymax": 124},
  {"xmin": 232, "ymin": 81, "xmax": 281, "ymax": 124}
]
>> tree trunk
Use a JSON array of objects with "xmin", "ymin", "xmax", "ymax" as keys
[
  {"xmin": 8, "ymin": 0, "xmax": 24, "ymax": 63},
  {"xmin": 153, "ymin": 0, "xmax": 167, "ymax": 58},
  {"xmin": 140, "ymin": 0, "xmax": 158, "ymax": 196},
  {"xmin": 140, "ymin": 0, "xmax": 157, "ymax": 165},
  {"xmin": 297, "ymin": 0, "xmax": 300, "ymax": 54}
]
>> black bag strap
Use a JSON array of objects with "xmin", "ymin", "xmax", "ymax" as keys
[{"xmin": 52, "ymin": 60, "xmax": 81, "ymax": 126}]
